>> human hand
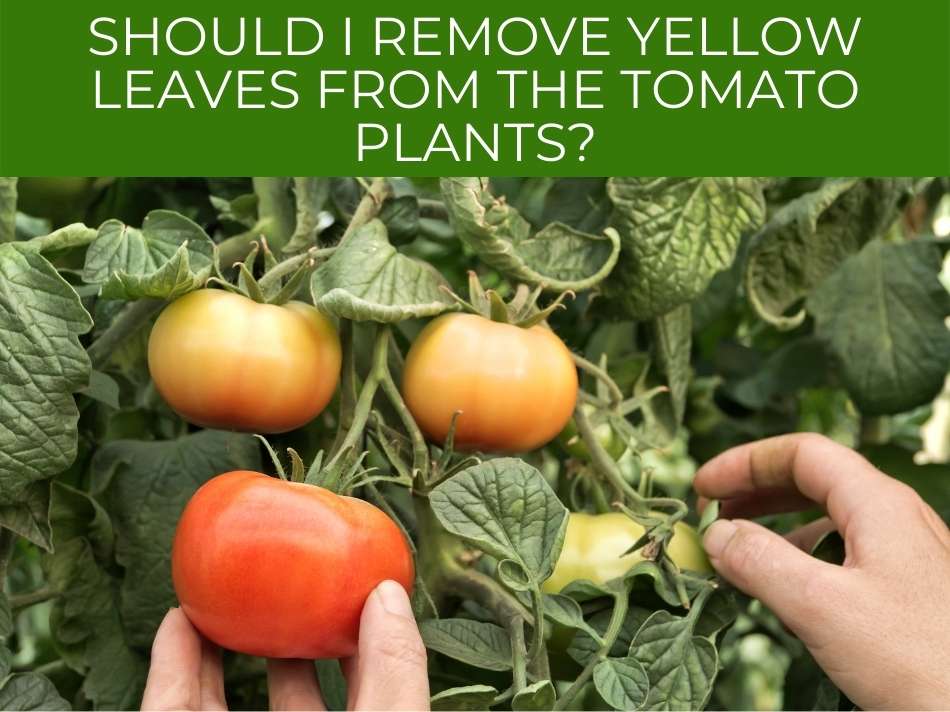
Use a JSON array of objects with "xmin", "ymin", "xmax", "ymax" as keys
[
  {"xmin": 141, "ymin": 580, "xmax": 429, "ymax": 711},
  {"xmin": 694, "ymin": 433, "xmax": 950, "ymax": 710}
]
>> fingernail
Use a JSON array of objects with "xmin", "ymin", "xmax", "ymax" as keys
[
  {"xmin": 703, "ymin": 519, "xmax": 738, "ymax": 558},
  {"xmin": 374, "ymin": 580, "xmax": 413, "ymax": 619}
]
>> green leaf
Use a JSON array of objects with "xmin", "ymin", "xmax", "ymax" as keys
[
  {"xmin": 379, "ymin": 195, "xmax": 420, "ymax": 243},
  {"xmin": 631, "ymin": 610, "xmax": 719, "ymax": 711},
  {"xmin": 420, "ymin": 619, "xmax": 512, "ymax": 671},
  {"xmin": 79, "ymin": 370, "xmax": 120, "ymax": 409},
  {"xmin": 311, "ymin": 219, "xmax": 455, "ymax": 322},
  {"xmin": 0, "ymin": 243, "xmax": 92, "ymax": 505},
  {"xmin": 542, "ymin": 594, "xmax": 602, "ymax": 642},
  {"xmin": 90, "ymin": 430, "xmax": 262, "ymax": 646},
  {"xmin": 441, "ymin": 177, "xmax": 621, "ymax": 291},
  {"xmin": 0, "ymin": 645, "xmax": 10, "ymax": 678},
  {"xmin": 723, "ymin": 338, "xmax": 828, "ymax": 410},
  {"xmin": 746, "ymin": 178, "xmax": 914, "ymax": 329},
  {"xmin": 430, "ymin": 684, "xmax": 498, "ymax": 711},
  {"xmin": 807, "ymin": 240, "xmax": 950, "ymax": 415},
  {"xmin": 0, "ymin": 178, "xmax": 16, "ymax": 243},
  {"xmin": 645, "ymin": 304, "xmax": 692, "ymax": 442},
  {"xmin": 606, "ymin": 177, "xmax": 766, "ymax": 319},
  {"xmin": 82, "ymin": 210, "xmax": 215, "ymax": 300},
  {"xmin": 568, "ymin": 605, "xmax": 652, "ymax": 667},
  {"xmin": 511, "ymin": 680, "xmax": 556, "ymax": 711},
  {"xmin": 429, "ymin": 458, "xmax": 568, "ymax": 588},
  {"xmin": 46, "ymin": 483, "xmax": 145, "ymax": 709},
  {"xmin": 593, "ymin": 657, "xmax": 650, "ymax": 710},
  {"xmin": 0, "ymin": 482, "xmax": 52, "ymax": 550},
  {"xmin": 0, "ymin": 673, "xmax": 70, "ymax": 710},
  {"xmin": 693, "ymin": 589, "xmax": 739, "ymax": 638}
]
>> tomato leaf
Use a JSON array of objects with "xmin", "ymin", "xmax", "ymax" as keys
[
  {"xmin": 644, "ymin": 304, "xmax": 692, "ymax": 442},
  {"xmin": 631, "ymin": 610, "xmax": 719, "ymax": 711},
  {"xmin": 441, "ymin": 177, "xmax": 620, "ymax": 291},
  {"xmin": 78, "ymin": 370, "xmax": 120, "ymax": 410},
  {"xmin": 593, "ymin": 656, "xmax": 650, "ymax": 710},
  {"xmin": 542, "ymin": 594, "xmax": 603, "ymax": 643},
  {"xmin": 0, "ymin": 243, "xmax": 92, "ymax": 506},
  {"xmin": 45, "ymin": 483, "xmax": 146, "ymax": 709},
  {"xmin": 606, "ymin": 177, "xmax": 766, "ymax": 319},
  {"xmin": 284, "ymin": 177, "xmax": 333, "ymax": 253},
  {"xmin": 311, "ymin": 219, "xmax": 455, "ymax": 322},
  {"xmin": 0, "ymin": 482, "xmax": 52, "ymax": 551},
  {"xmin": 419, "ymin": 618, "xmax": 513, "ymax": 671},
  {"xmin": 82, "ymin": 210, "xmax": 215, "ymax": 301},
  {"xmin": 511, "ymin": 679, "xmax": 556, "ymax": 711},
  {"xmin": 0, "ymin": 596, "xmax": 12, "ymax": 641},
  {"xmin": 807, "ymin": 239, "xmax": 950, "ymax": 415},
  {"xmin": 0, "ymin": 178, "xmax": 16, "ymax": 244},
  {"xmin": 89, "ymin": 431, "xmax": 262, "ymax": 646},
  {"xmin": 0, "ymin": 672, "xmax": 70, "ymax": 711},
  {"xmin": 430, "ymin": 684, "xmax": 499, "ymax": 711},
  {"xmin": 746, "ymin": 178, "xmax": 915, "ymax": 329},
  {"xmin": 429, "ymin": 458, "xmax": 568, "ymax": 589}
]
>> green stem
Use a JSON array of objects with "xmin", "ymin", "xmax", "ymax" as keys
[
  {"xmin": 572, "ymin": 353, "xmax": 624, "ymax": 407},
  {"xmin": 87, "ymin": 299, "xmax": 164, "ymax": 369},
  {"xmin": 339, "ymin": 178, "xmax": 390, "ymax": 244},
  {"xmin": 510, "ymin": 618, "xmax": 528, "ymax": 692},
  {"xmin": 379, "ymin": 372, "xmax": 430, "ymax": 486},
  {"xmin": 574, "ymin": 405, "xmax": 646, "ymax": 512},
  {"xmin": 10, "ymin": 586, "xmax": 58, "ymax": 611},
  {"xmin": 252, "ymin": 177, "xmax": 296, "ymax": 251},
  {"xmin": 257, "ymin": 246, "xmax": 335, "ymax": 293},
  {"xmin": 326, "ymin": 327, "xmax": 388, "ymax": 473},
  {"xmin": 554, "ymin": 587, "xmax": 630, "ymax": 711}
]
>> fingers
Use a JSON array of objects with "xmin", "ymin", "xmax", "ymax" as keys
[
  {"xmin": 786, "ymin": 517, "xmax": 837, "ymax": 553},
  {"xmin": 266, "ymin": 660, "xmax": 325, "ymax": 711},
  {"xmin": 694, "ymin": 433, "xmax": 899, "ymax": 534},
  {"xmin": 703, "ymin": 519, "xmax": 849, "ymax": 641},
  {"xmin": 716, "ymin": 487, "xmax": 814, "ymax": 520},
  {"xmin": 346, "ymin": 580, "xmax": 429, "ymax": 711},
  {"xmin": 142, "ymin": 608, "xmax": 227, "ymax": 711}
]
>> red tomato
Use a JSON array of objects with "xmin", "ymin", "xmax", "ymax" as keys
[
  {"xmin": 172, "ymin": 471, "xmax": 414, "ymax": 659},
  {"xmin": 148, "ymin": 289, "xmax": 341, "ymax": 433},
  {"xmin": 402, "ymin": 314, "xmax": 578, "ymax": 452}
]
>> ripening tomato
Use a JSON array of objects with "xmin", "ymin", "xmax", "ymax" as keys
[
  {"xmin": 148, "ymin": 289, "xmax": 341, "ymax": 433},
  {"xmin": 542, "ymin": 512, "xmax": 712, "ymax": 593},
  {"xmin": 402, "ymin": 314, "xmax": 578, "ymax": 452},
  {"xmin": 172, "ymin": 471, "xmax": 414, "ymax": 659}
]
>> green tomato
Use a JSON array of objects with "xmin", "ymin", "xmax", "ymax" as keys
[
  {"xmin": 15, "ymin": 177, "xmax": 106, "ymax": 225},
  {"xmin": 542, "ymin": 512, "xmax": 711, "ymax": 594},
  {"xmin": 557, "ymin": 405, "xmax": 626, "ymax": 461}
]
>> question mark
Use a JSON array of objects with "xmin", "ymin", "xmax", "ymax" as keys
[{"xmin": 568, "ymin": 123, "xmax": 594, "ymax": 162}]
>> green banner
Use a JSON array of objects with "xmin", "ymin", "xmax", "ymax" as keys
[{"xmin": 1, "ymin": 1, "xmax": 948, "ymax": 175}]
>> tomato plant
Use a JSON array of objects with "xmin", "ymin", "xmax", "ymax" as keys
[
  {"xmin": 148, "ymin": 289, "xmax": 342, "ymax": 433},
  {"xmin": 172, "ymin": 470, "xmax": 413, "ymax": 659},
  {"xmin": 0, "ymin": 175, "xmax": 947, "ymax": 712}
]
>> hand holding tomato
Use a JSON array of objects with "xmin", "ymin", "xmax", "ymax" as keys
[
  {"xmin": 141, "ymin": 581, "xmax": 430, "ymax": 711},
  {"xmin": 695, "ymin": 434, "xmax": 950, "ymax": 710}
]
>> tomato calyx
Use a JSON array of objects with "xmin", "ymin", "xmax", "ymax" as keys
[
  {"xmin": 254, "ymin": 436, "xmax": 376, "ymax": 494},
  {"xmin": 208, "ymin": 239, "xmax": 334, "ymax": 306},
  {"xmin": 442, "ymin": 271, "xmax": 574, "ymax": 328}
]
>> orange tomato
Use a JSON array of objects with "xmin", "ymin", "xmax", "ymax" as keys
[
  {"xmin": 148, "ymin": 289, "xmax": 341, "ymax": 433},
  {"xmin": 402, "ymin": 313, "xmax": 578, "ymax": 452}
]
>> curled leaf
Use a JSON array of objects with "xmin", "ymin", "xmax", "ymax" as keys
[
  {"xmin": 311, "ymin": 220, "xmax": 455, "ymax": 322},
  {"xmin": 441, "ymin": 177, "xmax": 620, "ymax": 292}
]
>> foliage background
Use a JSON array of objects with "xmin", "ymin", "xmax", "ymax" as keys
[{"xmin": 0, "ymin": 176, "xmax": 948, "ymax": 711}]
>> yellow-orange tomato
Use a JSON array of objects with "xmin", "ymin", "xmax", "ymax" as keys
[
  {"xmin": 148, "ymin": 289, "xmax": 341, "ymax": 433},
  {"xmin": 402, "ymin": 313, "xmax": 578, "ymax": 452},
  {"xmin": 542, "ymin": 512, "xmax": 712, "ymax": 594}
]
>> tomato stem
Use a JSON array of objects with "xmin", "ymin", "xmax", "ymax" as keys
[
  {"xmin": 87, "ymin": 298, "xmax": 165, "ymax": 369},
  {"xmin": 572, "ymin": 353, "xmax": 624, "ymax": 407},
  {"xmin": 553, "ymin": 584, "xmax": 631, "ymax": 710},
  {"xmin": 379, "ymin": 370, "xmax": 430, "ymax": 486},
  {"xmin": 339, "ymin": 178, "xmax": 390, "ymax": 245},
  {"xmin": 510, "ymin": 618, "xmax": 528, "ymax": 692}
]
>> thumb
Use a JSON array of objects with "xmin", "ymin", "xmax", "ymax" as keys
[
  {"xmin": 703, "ymin": 519, "xmax": 846, "ymax": 638},
  {"xmin": 346, "ymin": 581, "xmax": 430, "ymax": 711}
]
